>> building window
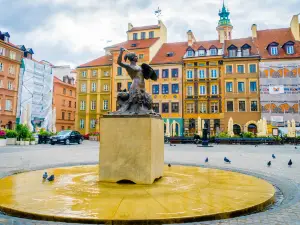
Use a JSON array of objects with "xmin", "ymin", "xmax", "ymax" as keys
[
  {"xmin": 187, "ymin": 50, "xmax": 194, "ymax": 57},
  {"xmin": 81, "ymin": 83, "xmax": 86, "ymax": 92},
  {"xmin": 249, "ymin": 64, "xmax": 256, "ymax": 73},
  {"xmin": 211, "ymin": 85, "xmax": 218, "ymax": 95},
  {"xmin": 62, "ymin": 111, "xmax": 65, "ymax": 120},
  {"xmin": 162, "ymin": 69, "xmax": 169, "ymax": 78},
  {"xmin": 152, "ymin": 85, "xmax": 159, "ymax": 94},
  {"xmin": 162, "ymin": 84, "xmax": 169, "ymax": 94},
  {"xmin": 80, "ymin": 101, "xmax": 86, "ymax": 110},
  {"xmin": 7, "ymin": 81, "xmax": 13, "ymax": 90},
  {"xmin": 172, "ymin": 102, "xmax": 179, "ymax": 113},
  {"xmin": 226, "ymin": 82, "xmax": 233, "ymax": 92},
  {"xmin": 0, "ymin": 47, "xmax": 5, "ymax": 56},
  {"xmin": 226, "ymin": 65, "xmax": 233, "ymax": 74},
  {"xmin": 139, "ymin": 54, "xmax": 144, "ymax": 59},
  {"xmin": 199, "ymin": 102, "xmax": 207, "ymax": 113},
  {"xmin": 0, "ymin": 79, "xmax": 3, "ymax": 88},
  {"xmin": 91, "ymin": 82, "xmax": 97, "ymax": 92},
  {"xmin": 238, "ymin": 82, "xmax": 245, "ymax": 92},
  {"xmin": 91, "ymin": 100, "xmax": 96, "ymax": 110},
  {"xmin": 63, "ymin": 88, "xmax": 66, "ymax": 94},
  {"xmin": 117, "ymin": 67, "xmax": 122, "ymax": 76},
  {"xmin": 117, "ymin": 82, "xmax": 122, "ymax": 92},
  {"xmin": 172, "ymin": 84, "xmax": 179, "ymax": 94},
  {"xmin": 90, "ymin": 119, "xmax": 96, "ymax": 129},
  {"xmin": 187, "ymin": 103, "xmax": 194, "ymax": 113},
  {"xmin": 69, "ymin": 90, "xmax": 72, "ymax": 96},
  {"xmin": 69, "ymin": 101, "xmax": 72, "ymax": 107},
  {"xmin": 68, "ymin": 112, "xmax": 71, "ymax": 120},
  {"xmin": 62, "ymin": 126, "xmax": 65, "ymax": 130},
  {"xmin": 0, "ymin": 62, "xmax": 3, "ymax": 71},
  {"xmin": 186, "ymin": 70, "xmax": 193, "ymax": 79},
  {"xmin": 5, "ymin": 99, "xmax": 12, "ymax": 111},
  {"xmin": 227, "ymin": 101, "xmax": 234, "ymax": 112},
  {"xmin": 153, "ymin": 103, "xmax": 159, "ymax": 113},
  {"xmin": 162, "ymin": 103, "xmax": 169, "ymax": 113},
  {"xmin": 229, "ymin": 49, "xmax": 237, "ymax": 57},
  {"xmin": 154, "ymin": 69, "xmax": 159, "ymax": 78},
  {"xmin": 251, "ymin": 101, "xmax": 258, "ymax": 112},
  {"xmin": 210, "ymin": 48, "xmax": 217, "ymax": 56},
  {"xmin": 237, "ymin": 65, "xmax": 244, "ymax": 73},
  {"xmin": 103, "ymin": 100, "xmax": 108, "ymax": 110},
  {"xmin": 250, "ymin": 81, "xmax": 257, "ymax": 92},
  {"xmin": 270, "ymin": 46, "xmax": 278, "ymax": 55},
  {"xmin": 104, "ymin": 84, "xmax": 109, "ymax": 91},
  {"xmin": 10, "ymin": 51, "xmax": 16, "ymax": 60},
  {"xmin": 8, "ymin": 65, "xmax": 15, "ymax": 74},
  {"xmin": 198, "ymin": 49, "xmax": 206, "ymax": 56},
  {"xmin": 171, "ymin": 68, "xmax": 178, "ymax": 78},
  {"xmin": 199, "ymin": 69, "xmax": 206, "ymax": 79},
  {"xmin": 286, "ymin": 45, "xmax": 294, "ymax": 54},
  {"xmin": 80, "ymin": 119, "xmax": 85, "ymax": 129},
  {"xmin": 187, "ymin": 86, "xmax": 193, "ymax": 96},
  {"xmin": 127, "ymin": 82, "xmax": 132, "ymax": 90},
  {"xmin": 149, "ymin": 31, "xmax": 154, "ymax": 38},
  {"xmin": 199, "ymin": 85, "xmax": 206, "ymax": 95},
  {"xmin": 133, "ymin": 33, "xmax": 138, "ymax": 40},
  {"xmin": 62, "ymin": 99, "xmax": 66, "ymax": 106},
  {"xmin": 242, "ymin": 48, "xmax": 250, "ymax": 57},
  {"xmin": 104, "ymin": 71, "xmax": 109, "ymax": 76},
  {"xmin": 210, "ymin": 69, "xmax": 218, "ymax": 78},
  {"xmin": 82, "ymin": 71, "xmax": 87, "ymax": 77},
  {"xmin": 92, "ymin": 70, "xmax": 97, "ymax": 76},
  {"xmin": 239, "ymin": 101, "xmax": 246, "ymax": 112},
  {"xmin": 211, "ymin": 102, "xmax": 218, "ymax": 113},
  {"xmin": 141, "ymin": 32, "xmax": 146, "ymax": 39}
]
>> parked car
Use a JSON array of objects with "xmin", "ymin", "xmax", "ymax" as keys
[{"xmin": 50, "ymin": 130, "xmax": 83, "ymax": 145}]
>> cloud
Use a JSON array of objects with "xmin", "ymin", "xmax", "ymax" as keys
[{"xmin": 0, "ymin": 0, "xmax": 298, "ymax": 68}]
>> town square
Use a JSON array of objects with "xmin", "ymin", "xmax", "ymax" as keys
[{"xmin": 1, "ymin": 0, "xmax": 300, "ymax": 224}]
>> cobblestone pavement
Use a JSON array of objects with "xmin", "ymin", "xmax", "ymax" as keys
[{"xmin": 1, "ymin": 141, "xmax": 300, "ymax": 225}]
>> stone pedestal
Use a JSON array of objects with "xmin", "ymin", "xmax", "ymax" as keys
[{"xmin": 99, "ymin": 115, "xmax": 164, "ymax": 184}]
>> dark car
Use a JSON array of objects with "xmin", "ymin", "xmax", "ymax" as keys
[{"xmin": 50, "ymin": 130, "xmax": 83, "ymax": 145}]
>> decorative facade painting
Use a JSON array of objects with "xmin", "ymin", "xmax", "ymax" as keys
[{"xmin": 259, "ymin": 61, "xmax": 300, "ymax": 126}]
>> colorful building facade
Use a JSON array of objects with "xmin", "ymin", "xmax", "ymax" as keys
[
  {"xmin": 53, "ymin": 76, "xmax": 76, "ymax": 132},
  {"xmin": 0, "ymin": 31, "xmax": 22, "ymax": 129}
]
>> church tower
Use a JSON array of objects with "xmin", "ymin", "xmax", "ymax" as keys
[{"xmin": 216, "ymin": 0, "xmax": 233, "ymax": 43}]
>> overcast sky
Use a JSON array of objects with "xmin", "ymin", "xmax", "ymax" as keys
[{"xmin": 0, "ymin": 0, "xmax": 299, "ymax": 68}]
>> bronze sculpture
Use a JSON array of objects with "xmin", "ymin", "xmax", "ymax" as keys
[{"xmin": 109, "ymin": 48, "xmax": 160, "ymax": 117}]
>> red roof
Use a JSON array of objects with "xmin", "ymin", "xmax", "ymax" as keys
[
  {"xmin": 0, "ymin": 40, "xmax": 23, "ymax": 51},
  {"xmin": 105, "ymin": 38, "xmax": 160, "ymax": 51},
  {"xmin": 224, "ymin": 37, "xmax": 259, "ymax": 56},
  {"xmin": 255, "ymin": 28, "xmax": 300, "ymax": 59},
  {"xmin": 129, "ymin": 25, "xmax": 160, "ymax": 32},
  {"xmin": 78, "ymin": 55, "xmax": 112, "ymax": 68},
  {"xmin": 150, "ymin": 42, "xmax": 188, "ymax": 64},
  {"xmin": 189, "ymin": 40, "xmax": 223, "ymax": 51},
  {"xmin": 53, "ymin": 76, "xmax": 76, "ymax": 88}
]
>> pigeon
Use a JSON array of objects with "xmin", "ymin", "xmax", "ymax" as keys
[
  {"xmin": 47, "ymin": 175, "xmax": 55, "ymax": 181},
  {"xmin": 224, "ymin": 157, "xmax": 231, "ymax": 164},
  {"xmin": 168, "ymin": 164, "xmax": 171, "ymax": 167},
  {"xmin": 205, "ymin": 157, "xmax": 208, "ymax": 163},
  {"xmin": 267, "ymin": 161, "xmax": 271, "ymax": 167},
  {"xmin": 255, "ymin": 145, "xmax": 258, "ymax": 147},
  {"xmin": 288, "ymin": 159, "xmax": 293, "ymax": 167},
  {"xmin": 272, "ymin": 154, "xmax": 276, "ymax": 159},
  {"xmin": 295, "ymin": 147, "xmax": 297, "ymax": 149},
  {"xmin": 42, "ymin": 172, "xmax": 48, "ymax": 180}
]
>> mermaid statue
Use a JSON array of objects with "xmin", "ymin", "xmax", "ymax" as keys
[{"xmin": 109, "ymin": 47, "xmax": 160, "ymax": 117}]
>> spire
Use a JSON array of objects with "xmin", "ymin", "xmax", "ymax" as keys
[{"xmin": 218, "ymin": 0, "xmax": 232, "ymax": 27}]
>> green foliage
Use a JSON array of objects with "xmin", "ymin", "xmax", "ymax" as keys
[
  {"xmin": 273, "ymin": 136, "xmax": 282, "ymax": 142},
  {"xmin": 5, "ymin": 130, "xmax": 18, "ymax": 138},
  {"xmin": 24, "ymin": 137, "xmax": 31, "ymax": 141},
  {"xmin": 242, "ymin": 132, "xmax": 255, "ymax": 138},
  {"xmin": 216, "ymin": 132, "xmax": 230, "ymax": 138},
  {"xmin": 30, "ymin": 136, "xmax": 35, "ymax": 141},
  {"xmin": 39, "ymin": 128, "xmax": 50, "ymax": 137},
  {"xmin": 16, "ymin": 125, "xmax": 31, "ymax": 140}
]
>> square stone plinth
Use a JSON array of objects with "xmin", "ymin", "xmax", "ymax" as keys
[{"xmin": 99, "ymin": 115, "xmax": 164, "ymax": 184}]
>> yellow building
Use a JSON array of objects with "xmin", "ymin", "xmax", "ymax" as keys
[{"xmin": 76, "ymin": 55, "xmax": 112, "ymax": 134}]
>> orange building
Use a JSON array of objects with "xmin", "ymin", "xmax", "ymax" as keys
[
  {"xmin": 0, "ymin": 31, "xmax": 23, "ymax": 129},
  {"xmin": 53, "ymin": 76, "xmax": 76, "ymax": 131}
]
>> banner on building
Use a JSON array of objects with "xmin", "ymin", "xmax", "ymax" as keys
[
  {"xmin": 269, "ymin": 85, "xmax": 284, "ymax": 94},
  {"xmin": 271, "ymin": 116, "xmax": 284, "ymax": 122}
]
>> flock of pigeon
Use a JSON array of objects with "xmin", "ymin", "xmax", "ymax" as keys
[
  {"xmin": 267, "ymin": 153, "xmax": 293, "ymax": 167},
  {"xmin": 42, "ymin": 172, "xmax": 54, "ymax": 181}
]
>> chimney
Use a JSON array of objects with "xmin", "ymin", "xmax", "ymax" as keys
[
  {"xmin": 128, "ymin": 23, "xmax": 133, "ymax": 31},
  {"xmin": 251, "ymin": 24, "xmax": 257, "ymax": 38},
  {"xmin": 187, "ymin": 30, "xmax": 196, "ymax": 47},
  {"xmin": 290, "ymin": 15, "xmax": 300, "ymax": 41}
]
